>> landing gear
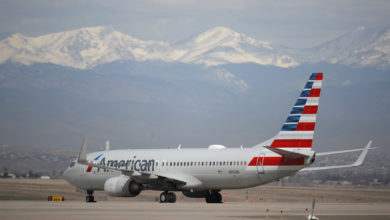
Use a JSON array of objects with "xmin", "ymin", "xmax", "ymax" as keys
[
  {"xmin": 159, "ymin": 191, "xmax": 176, "ymax": 203},
  {"xmin": 86, "ymin": 189, "xmax": 96, "ymax": 203},
  {"xmin": 205, "ymin": 190, "xmax": 223, "ymax": 203}
]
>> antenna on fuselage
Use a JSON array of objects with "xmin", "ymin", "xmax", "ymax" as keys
[{"xmin": 105, "ymin": 140, "xmax": 110, "ymax": 151}]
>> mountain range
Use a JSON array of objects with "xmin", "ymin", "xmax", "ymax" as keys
[
  {"xmin": 1, "ymin": 26, "xmax": 389, "ymax": 69},
  {"xmin": 0, "ymin": 26, "xmax": 389, "ymax": 151}
]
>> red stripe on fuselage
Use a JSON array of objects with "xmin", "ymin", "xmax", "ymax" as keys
[
  {"xmin": 271, "ymin": 139, "xmax": 312, "ymax": 148},
  {"xmin": 248, "ymin": 157, "xmax": 305, "ymax": 166}
]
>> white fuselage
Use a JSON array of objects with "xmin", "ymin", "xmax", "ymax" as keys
[{"xmin": 63, "ymin": 147, "xmax": 306, "ymax": 191}]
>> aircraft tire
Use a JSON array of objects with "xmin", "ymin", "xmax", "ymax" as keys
[
  {"xmin": 86, "ymin": 195, "xmax": 95, "ymax": 203},
  {"xmin": 160, "ymin": 192, "xmax": 168, "ymax": 203},
  {"xmin": 205, "ymin": 191, "xmax": 222, "ymax": 203},
  {"xmin": 214, "ymin": 192, "xmax": 222, "ymax": 203},
  {"xmin": 168, "ymin": 192, "xmax": 176, "ymax": 203}
]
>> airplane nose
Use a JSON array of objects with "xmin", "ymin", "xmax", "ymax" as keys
[{"xmin": 63, "ymin": 167, "xmax": 72, "ymax": 181}]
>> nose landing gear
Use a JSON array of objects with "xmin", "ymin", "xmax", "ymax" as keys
[
  {"xmin": 159, "ymin": 191, "xmax": 176, "ymax": 203},
  {"xmin": 86, "ymin": 189, "xmax": 96, "ymax": 203}
]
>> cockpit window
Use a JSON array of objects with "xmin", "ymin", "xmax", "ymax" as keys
[{"xmin": 69, "ymin": 161, "xmax": 76, "ymax": 167}]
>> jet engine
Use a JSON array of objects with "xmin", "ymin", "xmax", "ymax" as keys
[{"xmin": 104, "ymin": 175, "xmax": 143, "ymax": 197}]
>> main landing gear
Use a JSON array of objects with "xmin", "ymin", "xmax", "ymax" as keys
[
  {"xmin": 205, "ymin": 190, "xmax": 223, "ymax": 203},
  {"xmin": 159, "ymin": 191, "xmax": 176, "ymax": 203},
  {"xmin": 86, "ymin": 189, "xmax": 96, "ymax": 203}
]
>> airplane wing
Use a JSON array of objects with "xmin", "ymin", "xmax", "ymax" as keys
[
  {"xmin": 300, "ymin": 141, "xmax": 372, "ymax": 172},
  {"xmin": 77, "ymin": 137, "xmax": 202, "ymax": 189}
]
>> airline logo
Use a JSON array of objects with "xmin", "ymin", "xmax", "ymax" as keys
[
  {"xmin": 86, "ymin": 153, "xmax": 104, "ymax": 172},
  {"xmin": 271, "ymin": 73, "xmax": 323, "ymax": 149}
]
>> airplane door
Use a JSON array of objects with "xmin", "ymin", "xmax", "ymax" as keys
[{"xmin": 256, "ymin": 153, "xmax": 265, "ymax": 174}]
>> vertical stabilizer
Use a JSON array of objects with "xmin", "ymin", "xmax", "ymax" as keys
[{"xmin": 254, "ymin": 73, "xmax": 323, "ymax": 151}]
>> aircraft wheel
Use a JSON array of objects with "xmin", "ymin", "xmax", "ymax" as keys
[
  {"xmin": 214, "ymin": 192, "xmax": 222, "ymax": 203},
  {"xmin": 160, "ymin": 192, "xmax": 168, "ymax": 203},
  {"xmin": 205, "ymin": 191, "xmax": 222, "ymax": 203},
  {"xmin": 86, "ymin": 190, "xmax": 96, "ymax": 203},
  {"xmin": 86, "ymin": 195, "xmax": 95, "ymax": 203},
  {"xmin": 168, "ymin": 192, "xmax": 176, "ymax": 203}
]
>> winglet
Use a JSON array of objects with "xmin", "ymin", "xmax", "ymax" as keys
[
  {"xmin": 78, "ymin": 136, "xmax": 88, "ymax": 163},
  {"xmin": 352, "ymin": 140, "xmax": 372, "ymax": 166}
]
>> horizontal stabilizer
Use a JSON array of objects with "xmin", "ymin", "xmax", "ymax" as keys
[
  {"xmin": 316, "ymin": 142, "xmax": 375, "ymax": 156},
  {"xmin": 300, "ymin": 141, "xmax": 372, "ymax": 171},
  {"xmin": 264, "ymin": 146, "xmax": 310, "ymax": 159}
]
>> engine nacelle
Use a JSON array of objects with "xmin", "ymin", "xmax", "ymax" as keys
[{"xmin": 104, "ymin": 175, "xmax": 143, "ymax": 197}]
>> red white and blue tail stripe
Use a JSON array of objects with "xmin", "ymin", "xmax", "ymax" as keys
[
  {"xmin": 270, "ymin": 73, "xmax": 323, "ymax": 150},
  {"xmin": 253, "ymin": 73, "xmax": 323, "ymax": 152}
]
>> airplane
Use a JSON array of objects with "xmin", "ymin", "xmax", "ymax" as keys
[{"xmin": 63, "ymin": 72, "xmax": 374, "ymax": 203}]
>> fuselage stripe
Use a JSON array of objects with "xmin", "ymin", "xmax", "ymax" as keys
[
  {"xmin": 248, "ymin": 156, "xmax": 305, "ymax": 166},
  {"xmin": 271, "ymin": 139, "xmax": 312, "ymax": 148}
]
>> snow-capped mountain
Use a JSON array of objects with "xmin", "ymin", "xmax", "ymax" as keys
[
  {"xmin": 0, "ymin": 26, "xmax": 298, "ymax": 69},
  {"xmin": 169, "ymin": 26, "xmax": 298, "ymax": 68},
  {"xmin": 1, "ymin": 26, "xmax": 389, "ymax": 69},
  {"xmin": 292, "ymin": 27, "xmax": 390, "ymax": 68},
  {"xmin": 0, "ymin": 26, "xmax": 170, "ymax": 69}
]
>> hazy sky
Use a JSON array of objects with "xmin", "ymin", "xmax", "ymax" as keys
[
  {"xmin": 1, "ymin": 0, "xmax": 389, "ymax": 48},
  {"xmin": 0, "ymin": 0, "xmax": 389, "ymax": 151}
]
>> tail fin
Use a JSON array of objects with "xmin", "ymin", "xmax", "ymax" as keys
[{"xmin": 254, "ymin": 73, "xmax": 323, "ymax": 150}]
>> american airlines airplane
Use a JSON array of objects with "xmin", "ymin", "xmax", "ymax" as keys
[{"xmin": 63, "ymin": 73, "xmax": 373, "ymax": 203}]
